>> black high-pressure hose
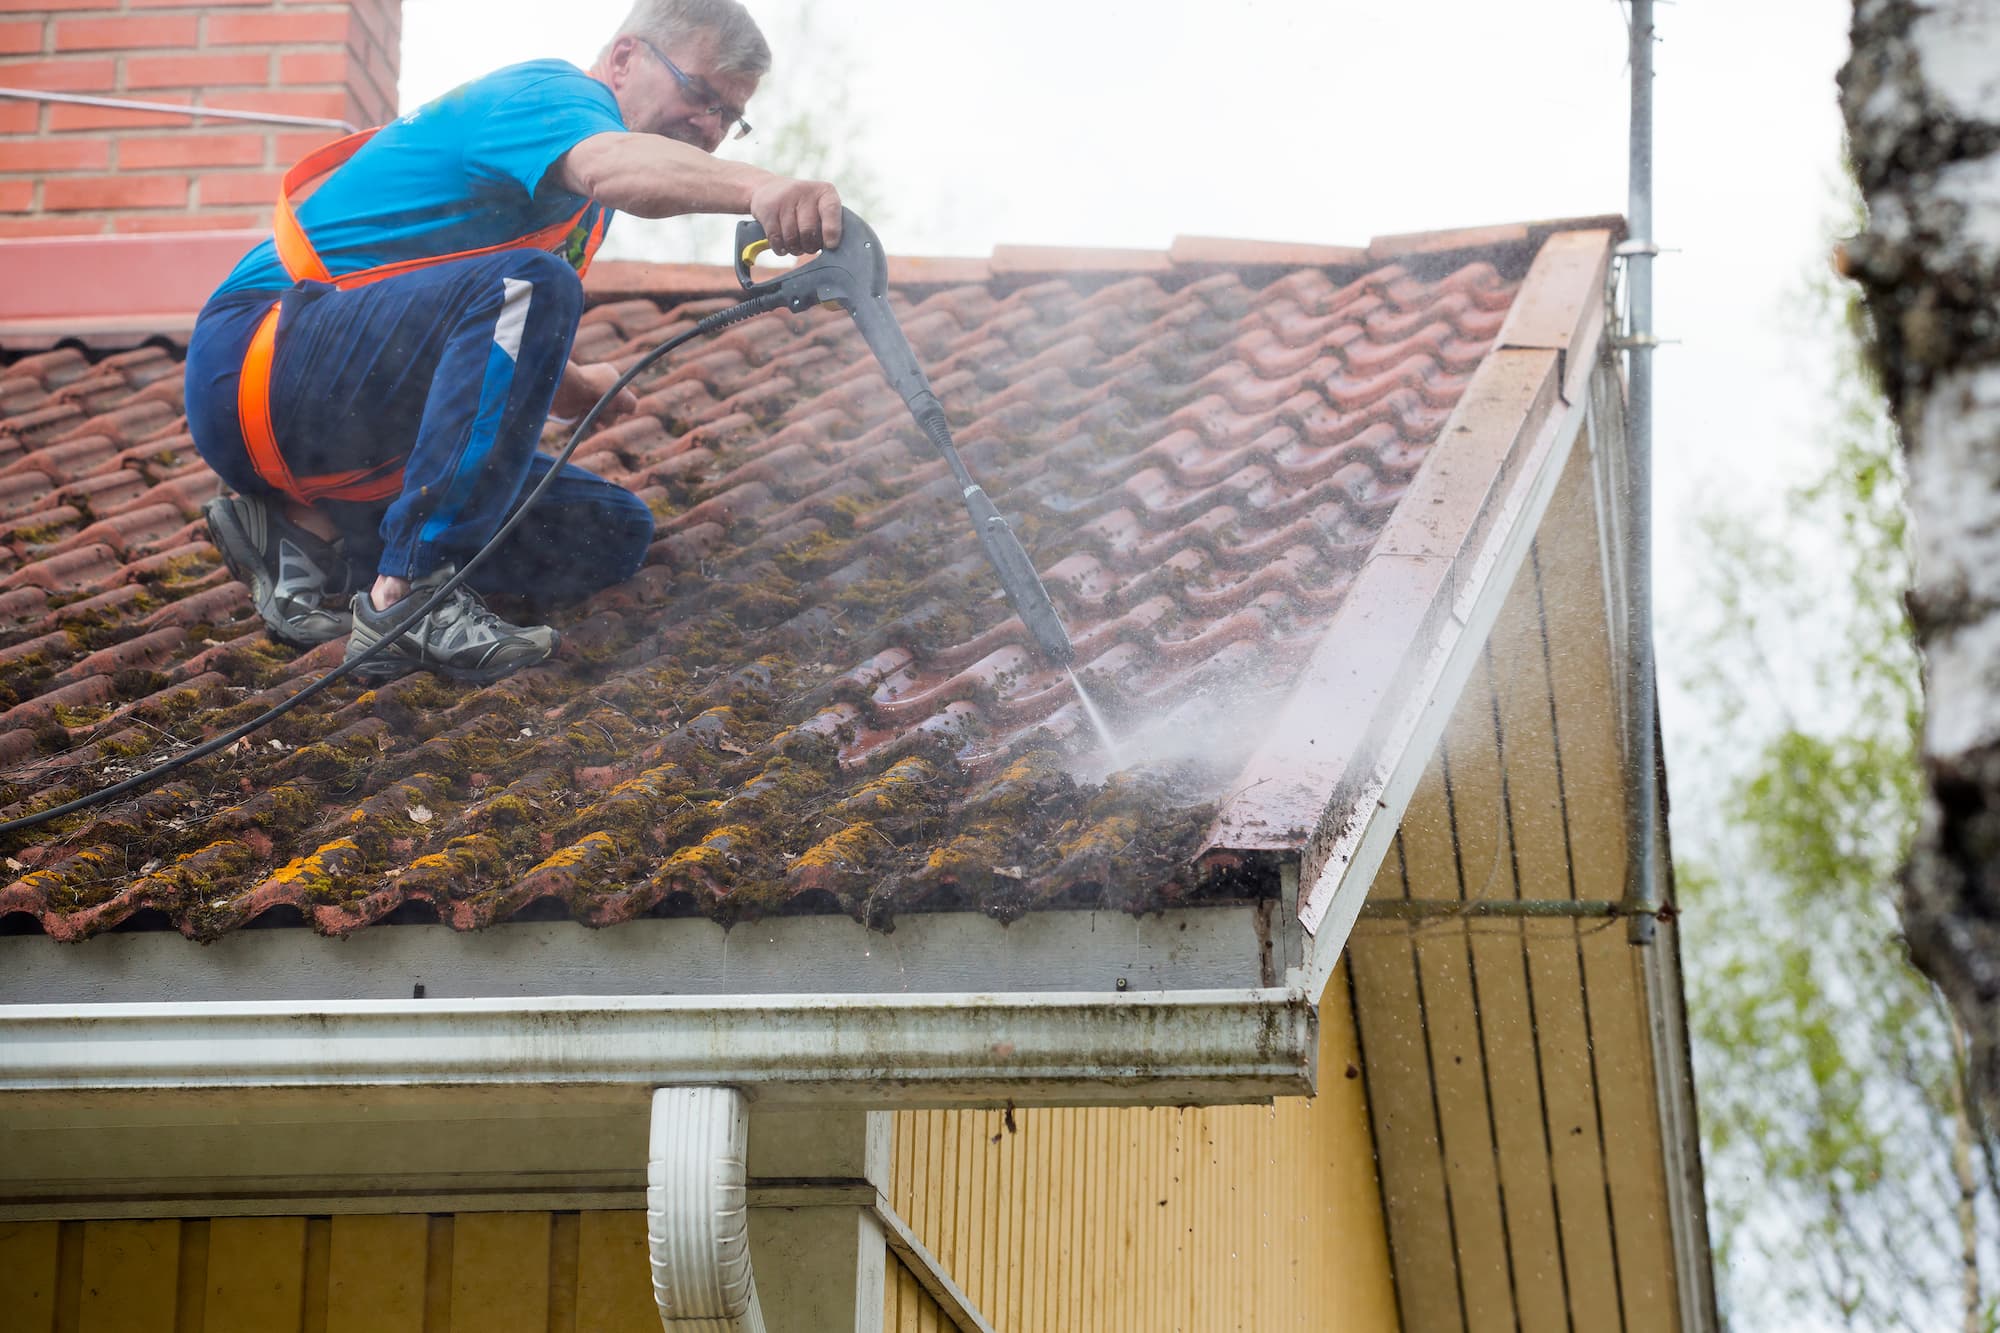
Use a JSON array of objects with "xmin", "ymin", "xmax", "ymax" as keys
[
  {"xmin": 0, "ymin": 290, "xmax": 786, "ymax": 841},
  {"xmin": 3, "ymin": 209, "xmax": 1082, "ymax": 840}
]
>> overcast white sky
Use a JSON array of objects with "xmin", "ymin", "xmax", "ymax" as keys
[{"xmin": 399, "ymin": 0, "xmax": 1859, "ymax": 767}]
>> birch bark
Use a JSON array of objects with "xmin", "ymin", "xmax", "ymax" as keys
[{"xmin": 1840, "ymin": 0, "xmax": 2000, "ymax": 1107}]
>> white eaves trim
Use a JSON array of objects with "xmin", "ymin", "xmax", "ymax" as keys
[{"xmin": 0, "ymin": 986, "xmax": 1315, "ymax": 1107}]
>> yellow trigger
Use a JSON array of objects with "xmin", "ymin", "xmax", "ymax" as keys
[{"xmin": 740, "ymin": 237, "xmax": 771, "ymax": 267}]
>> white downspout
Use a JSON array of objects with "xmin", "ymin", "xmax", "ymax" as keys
[{"xmin": 649, "ymin": 1087, "xmax": 767, "ymax": 1333}]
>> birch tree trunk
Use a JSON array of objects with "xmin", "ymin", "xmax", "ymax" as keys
[
  {"xmin": 1839, "ymin": 0, "xmax": 2000, "ymax": 1109},
  {"xmin": 1955, "ymin": 1078, "xmax": 1980, "ymax": 1333}
]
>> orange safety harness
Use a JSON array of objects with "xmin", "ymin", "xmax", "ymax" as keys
[{"xmin": 237, "ymin": 128, "xmax": 608, "ymax": 504}]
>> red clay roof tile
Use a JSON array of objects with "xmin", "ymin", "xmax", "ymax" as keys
[{"xmin": 0, "ymin": 224, "xmax": 1615, "ymax": 942}]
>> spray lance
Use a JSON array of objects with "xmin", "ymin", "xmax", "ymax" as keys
[{"xmin": 732, "ymin": 209, "xmax": 1077, "ymax": 667}]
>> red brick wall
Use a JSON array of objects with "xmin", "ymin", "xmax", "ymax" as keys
[{"xmin": 0, "ymin": 0, "xmax": 400, "ymax": 238}]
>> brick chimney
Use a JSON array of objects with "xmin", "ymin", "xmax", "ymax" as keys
[{"xmin": 0, "ymin": 0, "xmax": 400, "ymax": 239}]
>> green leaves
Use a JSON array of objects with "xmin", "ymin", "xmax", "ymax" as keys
[{"xmin": 1676, "ymin": 187, "xmax": 1989, "ymax": 1330}]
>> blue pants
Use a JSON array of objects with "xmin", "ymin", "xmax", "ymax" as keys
[{"xmin": 185, "ymin": 249, "xmax": 654, "ymax": 606}]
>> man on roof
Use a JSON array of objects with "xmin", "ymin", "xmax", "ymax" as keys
[{"xmin": 184, "ymin": 0, "xmax": 839, "ymax": 683}]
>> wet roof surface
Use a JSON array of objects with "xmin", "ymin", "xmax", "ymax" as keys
[{"xmin": 0, "ymin": 237, "xmax": 1527, "ymax": 941}]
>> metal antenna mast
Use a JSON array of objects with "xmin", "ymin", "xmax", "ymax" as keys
[{"xmin": 1622, "ymin": 0, "xmax": 1661, "ymax": 945}]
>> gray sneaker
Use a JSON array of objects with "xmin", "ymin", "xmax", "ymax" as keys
[
  {"xmin": 343, "ymin": 568, "xmax": 560, "ymax": 684},
  {"xmin": 203, "ymin": 493, "xmax": 352, "ymax": 648}
]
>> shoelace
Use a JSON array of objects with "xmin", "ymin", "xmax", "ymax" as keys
[{"xmin": 402, "ymin": 585, "xmax": 514, "ymax": 657}]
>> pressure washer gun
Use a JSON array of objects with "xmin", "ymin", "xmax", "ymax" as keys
[{"xmin": 733, "ymin": 209, "xmax": 1077, "ymax": 667}]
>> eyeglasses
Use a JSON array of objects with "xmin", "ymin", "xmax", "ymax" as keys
[{"xmin": 637, "ymin": 38, "xmax": 752, "ymax": 140}]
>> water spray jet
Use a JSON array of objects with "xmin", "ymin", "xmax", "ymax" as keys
[{"xmin": 1065, "ymin": 665, "xmax": 1124, "ymax": 768}]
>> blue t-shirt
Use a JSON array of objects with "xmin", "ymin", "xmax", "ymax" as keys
[{"xmin": 212, "ymin": 59, "xmax": 625, "ymax": 298}]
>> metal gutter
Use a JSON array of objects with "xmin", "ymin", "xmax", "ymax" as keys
[
  {"xmin": 0, "ymin": 86, "xmax": 358, "ymax": 133},
  {"xmin": 0, "ymin": 987, "xmax": 1315, "ymax": 1107}
]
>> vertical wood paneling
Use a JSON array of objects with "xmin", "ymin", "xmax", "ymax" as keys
[
  {"xmin": 76, "ymin": 1222, "xmax": 177, "ymax": 1333},
  {"xmin": 886, "ymin": 970, "xmax": 1397, "ymax": 1332},
  {"xmin": 1444, "ymin": 662, "xmax": 1514, "ymax": 909},
  {"xmin": 1535, "ymin": 448, "xmax": 1628, "ymax": 906},
  {"xmin": 1487, "ymin": 541, "xmax": 1572, "ymax": 903},
  {"xmin": 1345, "ymin": 442, "xmax": 1693, "ymax": 1333},
  {"xmin": 544, "ymin": 1214, "xmax": 578, "ymax": 1333},
  {"xmin": 885, "ymin": 1254, "xmax": 947, "ymax": 1331},
  {"xmin": 1397, "ymin": 759, "xmax": 1460, "ymax": 901},
  {"xmin": 173, "ymin": 1218, "xmax": 207, "ymax": 1333},
  {"xmin": 4, "ymin": 1212, "xmax": 665, "ymax": 1333},
  {"xmin": 326, "ymin": 1217, "xmax": 426, "ymax": 1333},
  {"xmin": 1523, "ymin": 921, "xmax": 1624, "ymax": 1329},
  {"xmin": 1461, "ymin": 643, "xmax": 1570, "ymax": 1332},
  {"xmin": 300, "ymin": 1219, "xmax": 330, "ymax": 1333},
  {"xmin": 1414, "ymin": 924, "xmax": 1516, "ymax": 1333},
  {"xmin": 1498, "ymin": 537, "xmax": 1612, "ymax": 1333},
  {"xmin": 1315, "ymin": 976, "xmax": 1398, "ymax": 1305},
  {"xmin": 574, "ymin": 1213, "xmax": 654, "ymax": 1333},
  {"xmin": 1470, "ymin": 921, "xmax": 1570, "ymax": 1333},
  {"xmin": 1351, "ymin": 928, "xmax": 1464, "ymax": 1333},
  {"xmin": 423, "ymin": 1216, "xmax": 452, "ymax": 1333},
  {"xmin": 53, "ymin": 1221, "xmax": 82, "ymax": 1333},
  {"xmin": 1536, "ymin": 447, "xmax": 1642, "ymax": 1333},
  {"xmin": 448, "ymin": 1213, "xmax": 549, "ymax": 1333},
  {"xmin": 1580, "ymin": 928, "xmax": 1679, "ymax": 1333},
  {"xmin": 0, "ymin": 1221, "xmax": 60, "ymax": 1333},
  {"xmin": 1432, "ymin": 703, "xmax": 1520, "ymax": 1332},
  {"xmin": 204, "ymin": 1217, "xmax": 307, "ymax": 1333}
]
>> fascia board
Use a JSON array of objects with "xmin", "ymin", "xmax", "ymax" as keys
[
  {"xmin": 0, "ymin": 904, "xmax": 1276, "ymax": 1006},
  {"xmin": 0, "ymin": 986, "xmax": 1315, "ymax": 1107}
]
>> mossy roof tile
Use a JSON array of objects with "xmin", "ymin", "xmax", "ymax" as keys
[{"xmin": 0, "ymin": 225, "xmax": 1572, "ymax": 942}]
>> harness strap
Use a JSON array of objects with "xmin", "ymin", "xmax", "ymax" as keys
[
  {"xmin": 243, "ymin": 128, "xmax": 607, "ymax": 503},
  {"xmin": 238, "ymin": 303, "xmax": 406, "ymax": 504}
]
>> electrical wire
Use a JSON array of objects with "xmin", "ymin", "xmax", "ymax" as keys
[{"xmin": 0, "ymin": 290, "xmax": 785, "ymax": 841}]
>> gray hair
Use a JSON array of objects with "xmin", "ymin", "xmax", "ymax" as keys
[{"xmin": 610, "ymin": 0, "xmax": 772, "ymax": 77}]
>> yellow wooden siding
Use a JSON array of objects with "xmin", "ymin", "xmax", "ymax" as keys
[
  {"xmin": 0, "ymin": 1219, "xmax": 59, "ymax": 1333},
  {"xmin": 1348, "ymin": 446, "xmax": 1683, "ymax": 1331},
  {"xmin": 1, "ymin": 1212, "xmax": 980, "ymax": 1333},
  {"xmin": 885, "ymin": 1255, "xmax": 952, "ymax": 1331},
  {"xmin": 883, "ymin": 969, "xmax": 1397, "ymax": 1333},
  {"xmin": 324, "ymin": 1216, "xmax": 426, "ymax": 1333},
  {"xmin": 0, "ymin": 1213, "xmax": 661, "ymax": 1333}
]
